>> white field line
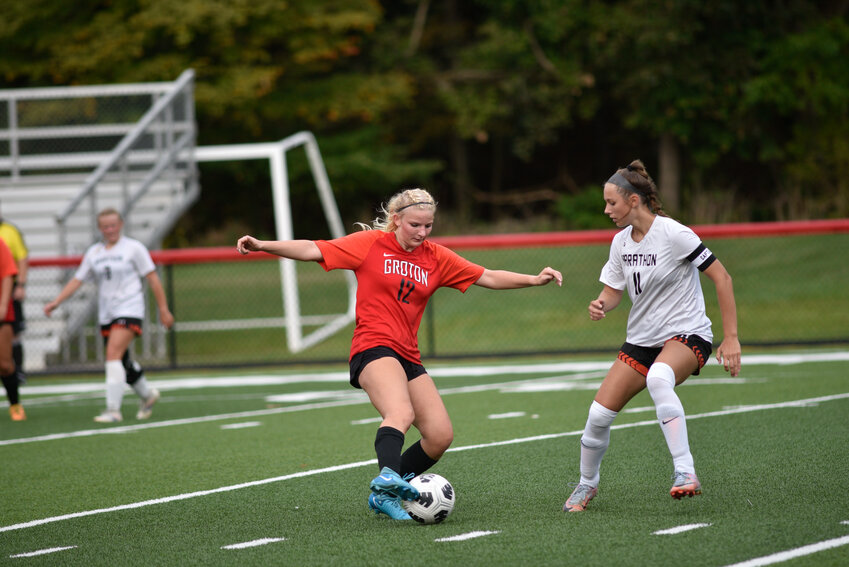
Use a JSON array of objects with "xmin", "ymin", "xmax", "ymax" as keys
[
  {"xmin": 488, "ymin": 411, "xmax": 527, "ymax": 419},
  {"xmin": 1, "ymin": 391, "xmax": 847, "ymax": 534},
  {"xmin": 18, "ymin": 350, "xmax": 849, "ymax": 398},
  {"xmin": 350, "ymin": 417, "xmax": 383, "ymax": 425},
  {"xmin": 0, "ymin": 459, "xmax": 376, "ymax": 533},
  {"xmin": 448, "ymin": 392, "xmax": 849, "ymax": 453},
  {"xmin": 221, "ymin": 537, "xmax": 286, "ymax": 550},
  {"xmin": 0, "ymin": 397, "xmax": 372, "ymax": 447},
  {"xmin": 722, "ymin": 534, "xmax": 849, "ymax": 567},
  {"xmin": 0, "ymin": 372, "xmax": 608, "ymax": 448},
  {"xmin": 653, "ymin": 523, "xmax": 712, "ymax": 535},
  {"xmin": 435, "ymin": 531, "xmax": 501, "ymax": 542},
  {"xmin": 9, "ymin": 546, "xmax": 77, "ymax": 558},
  {"xmin": 220, "ymin": 421, "xmax": 262, "ymax": 430},
  {"xmin": 623, "ymin": 405, "xmax": 655, "ymax": 414}
]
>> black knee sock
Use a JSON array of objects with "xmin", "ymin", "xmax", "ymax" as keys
[
  {"xmin": 12, "ymin": 342, "xmax": 22, "ymax": 369},
  {"xmin": 12, "ymin": 342, "xmax": 25, "ymax": 384},
  {"xmin": 1, "ymin": 373, "xmax": 19, "ymax": 405},
  {"xmin": 122, "ymin": 350, "xmax": 143, "ymax": 384},
  {"xmin": 400, "ymin": 440, "xmax": 438, "ymax": 477},
  {"xmin": 374, "ymin": 426, "xmax": 405, "ymax": 473}
]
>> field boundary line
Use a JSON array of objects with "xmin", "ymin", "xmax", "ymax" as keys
[
  {"xmin": 0, "ymin": 371, "xmax": 608, "ymax": 447},
  {"xmin": 1, "ymin": 391, "xmax": 847, "ymax": 534},
  {"xmin": 6, "ymin": 348, "xmax": 846, "ymax": 447},
  {"xmin": 0, "ymin": 460, "xmax": 376, "ymax": 533},
  {"xmin": 722, "ymin": 534, "xmax": 849, "ymax": 567}
]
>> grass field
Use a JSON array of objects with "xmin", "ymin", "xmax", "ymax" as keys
[{"xmin": 3, "ymin": 349, "xmax": 848, "ymax": 566}]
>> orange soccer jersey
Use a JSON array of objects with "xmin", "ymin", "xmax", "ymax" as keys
[
  {"xmin": 0, "ymin": 239, "xmax": 18, "ymax": 322},
  {"xmin": 316, "ymin": 230, "xmax": 484, "ymax": 364}
]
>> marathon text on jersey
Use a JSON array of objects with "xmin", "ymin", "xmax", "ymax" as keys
[
  {"xmin": 384, "ymin": 259, "xmax": 429, "ymax": 287},
  {"xmin": 620, "ymin": 253, "xmax": 657, "ymax": 267},
  {"xmin": 94, "ymin": 254, "xmax": 124, "ymax": 265}
]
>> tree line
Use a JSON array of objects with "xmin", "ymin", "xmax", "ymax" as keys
[{"xmin": 2, "ymin": 0, "xmax": 847, "ymax": 241}]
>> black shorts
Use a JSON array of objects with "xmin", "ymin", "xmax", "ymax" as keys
[
  {"xmin": 617, "ymin": 334, "xmax": 712, "ymax": 377},
  {"xmin": 12, "ymin": 299, "xmax": 24, "ymax": 334},
  {"xmin": 100, "ymin": 317, "xmax": 143, "ymax": 338},
  {"xmin": 349, "ymin": 346, "xmax": 427, "ymax": 389}
]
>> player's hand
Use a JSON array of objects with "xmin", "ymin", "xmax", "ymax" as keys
[
  {"xmin": 588, "ymin": 299, "xmax": 605, "ymax": 321},
  {"xmin": 537, "ymin": 267, "xmax": 562, "ymax": 287},
  {"xmin": 716, "ymin": 336, "xmax": 741, "ymax": 377},
  {"xmin": 236, "ymin": 235, "xmax": 262, "ymax": 255},
  {"xmin": 44, "ymin": 301, "xmax": 58, "ymax": 317},
  {"xmin": 159, "ymin": 308, "xmax": 175, "ymax": 330}
]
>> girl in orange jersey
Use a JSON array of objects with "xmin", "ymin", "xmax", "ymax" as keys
[{"xmin": 237, "ymin": 188, "xmax": 562, "ymax": 521}]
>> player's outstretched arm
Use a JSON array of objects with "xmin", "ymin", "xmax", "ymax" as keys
[
  {"xmin": 236, "ymin": 235, "xmax": 323, "ymax": 262},
  {"xmin": 474, "ymin": 266, "xmax": 562, "ymax": 290}
]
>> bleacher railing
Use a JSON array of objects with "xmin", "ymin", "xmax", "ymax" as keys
[
  {"xmin": 55, "ymin": 69, "xmax": 198, "ymax": 255},
  {"xmin": 0, "ymin": 70, "xmax": 199, "ymax": 371}
]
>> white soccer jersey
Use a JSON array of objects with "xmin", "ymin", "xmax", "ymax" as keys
[
  {"xmin": 75, "ymin": 236, "xmax": 157, "ymax": 325},
  {"xmin": 600, "ymin": 215, "xmax": 715, "ymax": 347}
]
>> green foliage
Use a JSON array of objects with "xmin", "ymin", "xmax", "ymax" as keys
[
  {"xmin": 740, "ymin": 18, "xmax": 849, "ymax": 216},
  {"xmin": 434, "ymin": 0, "xmax": 598, "ymax": 160},
  {"xmin": 2, "ymin": 0, "xmax": 848, "ymax": 234},
  {"xmin": 553, "ymin": 186, "xmax": 611, "ymax": 230}
]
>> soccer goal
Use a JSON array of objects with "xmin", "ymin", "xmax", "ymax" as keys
[{"xmin": 194, "ymin": 131, "xmax": 356, "ymax": 352}]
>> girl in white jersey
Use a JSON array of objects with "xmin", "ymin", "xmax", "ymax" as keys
[
  {"xmin": 44, "ymin": 208, "xmax": 174, "ymax": 423},
  {"xmin": 563, "ymin": 160, "xmax": 741, "ymax": 512}
]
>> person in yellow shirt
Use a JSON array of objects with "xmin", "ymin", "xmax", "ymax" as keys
[{"xmin": 0, "ymin": 210, "xmax": 28, "ymax": 421}]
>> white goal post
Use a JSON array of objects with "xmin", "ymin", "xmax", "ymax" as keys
[{"xmin": 194, "ymin": 131, "xmax": 356, "ymax": 352}]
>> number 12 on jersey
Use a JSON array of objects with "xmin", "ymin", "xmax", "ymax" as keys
[{"xmin": 398, "ymin": 278, "xmax": 415, "ymax": 303}]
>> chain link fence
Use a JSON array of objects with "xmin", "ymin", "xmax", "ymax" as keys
[{"xmin": 25, "ymin": 222, "xmax": 849, "ymax": 374}]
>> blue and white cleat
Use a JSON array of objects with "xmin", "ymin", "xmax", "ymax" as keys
[
  {"xmin": 369, "ymin": 466, "xmax": 419, "ymax": 500},
  {"xmin": 368, "ymin": 493, "xmax": 413, "ymax": 520}
]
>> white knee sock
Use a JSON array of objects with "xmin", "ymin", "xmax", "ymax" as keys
[
  {"xmin": 579, "ymin": 400, "xmax": 618, "ymax": 487},
  {"xmin": 646, "ymin": 362, "xmax": 695, "ymax": 474},
  {"xmin": 105, "ymin": 360, "xmax": 126, "ymax": 413},
  {"xmin": 131, "ymin": 376, "xmax": 153, "ymax": 400}
]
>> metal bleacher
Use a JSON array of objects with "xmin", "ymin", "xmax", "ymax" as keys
[{"xmin": 0, "ymin": 70, "xmax": 199, "ymax": 371}]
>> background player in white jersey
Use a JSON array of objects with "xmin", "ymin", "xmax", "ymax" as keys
[
  {"xmin": 44, "ymin": 208, "xmax": 174, "ymax": 423},
  {"xmin": 563, "ymin": 160, "xmax": 741, "ymax": 512}
]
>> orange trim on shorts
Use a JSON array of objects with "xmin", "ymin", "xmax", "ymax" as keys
[
  {"xmin": 100, "ymin": 322, "xmax": 143, "ymax": 337},
  {"xmin": 668, "ymin": 335, "xmax": 707, "ymax": 370},
  {"xmin": 618, "ymin": 352, "xmax": 649, "ymax": 376}
]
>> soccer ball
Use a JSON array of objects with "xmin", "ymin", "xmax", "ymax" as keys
[{"xmin": 402, "ymin": 473, "xmax": 455, "ymax": 524}]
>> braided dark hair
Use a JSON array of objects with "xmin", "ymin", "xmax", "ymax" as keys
[{"xmin": 613, "ymin": 159, "xmax": 665, "ymax": 216}]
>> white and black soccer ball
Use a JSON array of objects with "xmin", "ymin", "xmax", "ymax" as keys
[{"xmin": 402, "ymin": 473, "xmax": 455, "ymax": 524}]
